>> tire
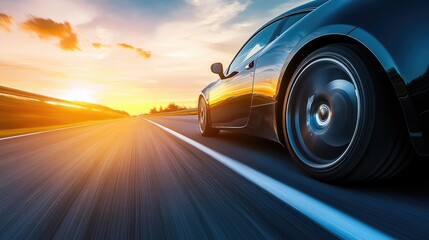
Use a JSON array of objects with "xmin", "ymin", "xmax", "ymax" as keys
[
  {"xmin": 283, "ymin": 44, "xmax": 413, "ymax": 182},
  {"xmin": 198, "ymin": 97, "xmax": 219, "ymax": 137}
]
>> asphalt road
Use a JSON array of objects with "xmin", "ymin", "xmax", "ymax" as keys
[{"xmin": 0, "ymin": 116, "xmax": 428, "ymax": 239}]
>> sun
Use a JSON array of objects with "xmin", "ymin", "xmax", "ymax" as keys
[{"xmin": 64, "ymin": 88, "xmax": 96, "ymax": 103}]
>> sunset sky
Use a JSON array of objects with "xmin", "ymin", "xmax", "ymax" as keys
[{"xmin": 0, "ymin": 0, "xmax": 309, "ymax": 115}]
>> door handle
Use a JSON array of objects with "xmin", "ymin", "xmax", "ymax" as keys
[{"xmin": 245, "ymin": 60, "xmax": 254, "ymax": 70}]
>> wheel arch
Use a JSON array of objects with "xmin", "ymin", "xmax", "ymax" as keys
[
  {"xmin": 198, "ymin": 92, "xmax": 208, "ymax": 120},
  {"xmin": 198, "ymin": 92, "xmax": 207, "ymax": 103},
  {"xmin": 275, "ymin": 34, "xmax": 407, "ymax": 146}
]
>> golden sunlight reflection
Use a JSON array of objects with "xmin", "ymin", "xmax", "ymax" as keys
[{"xmin": 45, "ymin": 101, "xmax": 87, "ymax": 109}]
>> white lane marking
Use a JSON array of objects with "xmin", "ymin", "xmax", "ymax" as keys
[
  {"xmin": 0, "ymin": 121, "xmax": 106, "ymax": 141},
  {"xmin": 145, "ymin": 119, "xmax": 393, "ymax": 240}
]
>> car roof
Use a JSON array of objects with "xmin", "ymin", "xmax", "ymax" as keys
[{"xmin": 259, "ymin": 0, "xmax": 328, "ymax": 31}]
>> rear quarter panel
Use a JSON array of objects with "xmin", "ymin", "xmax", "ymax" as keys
[{"xmin": 348, "ymin": 0, "xmax": 429, "ymax": 154}]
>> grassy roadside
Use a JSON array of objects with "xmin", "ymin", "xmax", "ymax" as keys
[
  {"xmin": 144, "ymin": 109, "xmax": 197, "ymax": 117},
  {"xmin": 0, "ymin": 92, "xmax": 130, "ymax": 139},
  {"xmin": 0, "ymin": 120, "xmax": 106, "ymax": 138}
]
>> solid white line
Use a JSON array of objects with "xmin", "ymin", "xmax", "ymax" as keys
[
  {"xmin": 145, "ymin": 119, "xmax": 394, "ymax": 240},
  {"xmin": 0, "ymin": 121, "xmax": 105, "ymax": 141}
]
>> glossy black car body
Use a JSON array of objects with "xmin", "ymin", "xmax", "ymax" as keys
[{"xmin": 199, "ymin": 0, "xmax": 429, "ymax": 181}]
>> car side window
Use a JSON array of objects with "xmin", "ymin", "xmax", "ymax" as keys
[
  {"xmin": 228, "ymin": 21, "xmax": 280, "ymax": 74},
  {"xmin": 273, "ymin": 12, "xmax": 308, "ymax": 40}
]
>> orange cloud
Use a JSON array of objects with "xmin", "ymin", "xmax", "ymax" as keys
[
  {"xmin": 136, "ymin": 48, "xmax": 151, "ymax": 58},
  {"xmin": 21, "ymin": 17, "xmax": 79, "ymax": 51},
  {"xmin": 117, "ymin": 43, "xmax": 133, "ymax": 49},
  {"xmin": 92, "ymin": 42, "xmax": 109, "ymax": 48},
  {"xmin": 92, "ymin": 42, "xmax": 102, "ymax": 48},
  {"xmin": 117, "ymin": 43, "xmax": 151, "ymax": 59},
  {"xmin": 0, "ymin": 13, "xmax": 13, "ymax": 32}
]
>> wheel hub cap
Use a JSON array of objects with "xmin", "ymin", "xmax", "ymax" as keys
[{"xmin": 315, "ymin": 103, "xmax": 331, "ymax": 127}]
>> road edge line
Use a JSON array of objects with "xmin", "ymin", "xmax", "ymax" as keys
[{"xmin": 145, "ymin": 118, "xmax": 393, "ymax": 240}]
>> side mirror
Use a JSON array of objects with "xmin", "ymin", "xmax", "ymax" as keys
[
  {"xmin": 211, "ymin": 62, "xmax": 226, "ymax": 79},
  {"xmin": 211, "ymin": 62, "xmax": 238, "ymax": 80}
]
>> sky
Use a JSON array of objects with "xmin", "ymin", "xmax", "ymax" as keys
[{"xmin": 0, "ymin": 0, "xmax": 310, "ymax": 115}]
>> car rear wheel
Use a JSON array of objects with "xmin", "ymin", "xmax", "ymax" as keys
[
  {"xmin": 198, "ymin": 97, "xmax": 219, "ymax": 137},
  {"xmin": 284, "ymin": 44, "xmax": 413, "ymax": 182}
]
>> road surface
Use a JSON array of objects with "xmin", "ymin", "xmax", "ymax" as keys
[{"xmin": 0, "ymin": 116, "xmax": 428, "ymax": 239}]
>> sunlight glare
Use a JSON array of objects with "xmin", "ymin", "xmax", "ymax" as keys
[{"xmin": 64, "ymin": 88, "xmax": 96, "ymax": 103}]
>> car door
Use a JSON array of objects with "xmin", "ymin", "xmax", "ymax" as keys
[{"xmin": 209, "ymin": 21, "xmax": 280, "ymax": 127}]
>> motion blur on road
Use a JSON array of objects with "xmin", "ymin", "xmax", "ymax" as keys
[{"xmin": 1, "ymin": 116, "xmax": 428, "ymax": 239}]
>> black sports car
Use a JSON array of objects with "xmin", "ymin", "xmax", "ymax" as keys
[{"xmin": 198, "ymin": 0, "xmax": 429, "ymax": 182}]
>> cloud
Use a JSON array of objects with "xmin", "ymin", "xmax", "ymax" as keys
[
  {"xmin": 21, "ymin": 16, "xmax": 79, "ymax": 51},
  {"xmin": 0, "ymin": 13, "xmax": 13, "ymax": 32},
  {"xmin": 92, "ymin": 42, "xmax": 151, "ymax": 59},
  {"xmin": 202, "ymin": 1, "xmax": 249, "ymax": 26},
  {"xmin": 92, "ymin": 42, "xmax": 110, "ymax": 49},
  {"xmin": 185, "ymin": 0, "xmax": 249, "ymax": 27},
  {"xmin": 135, "ymin": 48, "xmax": 151, "ymax": 59},
  {"xmin": 117, "ymin": 43, "xmax": 134, "ymax": 50},
  {"xmin": 117, "ymin": 43, "xmax": 151, "ymax": 59},
  {"xmin": 92, "ymin": 42, "xmax": 103, "ymax": 48},
  {"xmin": 186, "ymin": 0, "xmax": 205, "ymax": 6}
]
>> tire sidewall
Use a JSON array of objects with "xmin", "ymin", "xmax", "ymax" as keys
[
  {"xmin": 198, "ymin": 97, "xmax": 207, "ymax": 134},
  {"xmin": 282, "ymin": 44, "xmax": 376, "ymax": 181}
]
